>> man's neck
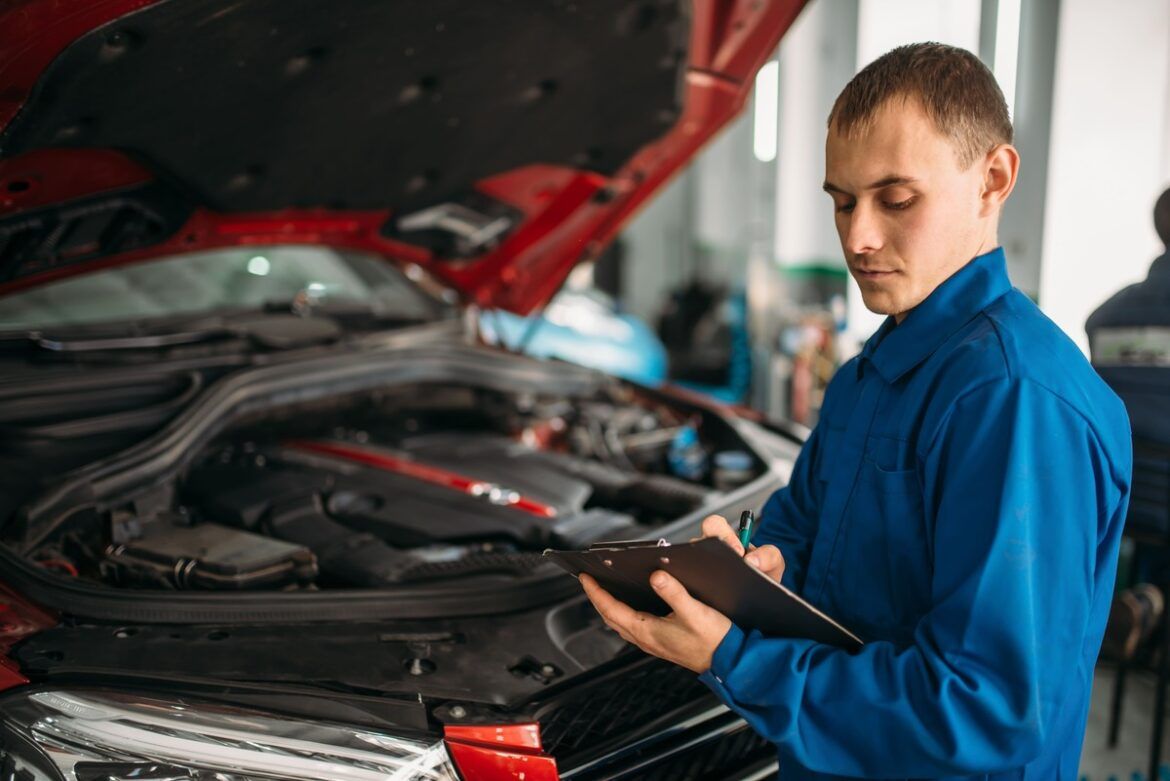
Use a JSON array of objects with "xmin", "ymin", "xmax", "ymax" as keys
[
  {"xmin": 973, "ymin": 229, "xmax": 999, "ymax": 259},
  {"xmin": 891, "ymin": 240, "xmax": 1001, "ymax": 325}
]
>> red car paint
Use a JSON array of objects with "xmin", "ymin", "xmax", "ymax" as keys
[
  {"xmin": 0, "ymin": 580, "xmax": 56, "ymax": 692},
  {"xmin": 286, "ymin": 440, "xmax": 559, "ymax": 518},
  {"xmin": 0, "ymin": 148, "xmax": 155, "ymax": 213},
  {"xmin": 445, "ymin": 723, "xmax": 560, "ymax": 781}
]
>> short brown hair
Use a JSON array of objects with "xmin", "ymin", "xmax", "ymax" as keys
[{"xmin": 827, "ymin": 42, "xmax": 1013, "ymax": 169}]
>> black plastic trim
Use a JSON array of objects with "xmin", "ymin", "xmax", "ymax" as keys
[{"xmin": 0, "ymin": 181, "xmax": 192, "ymax": 283}]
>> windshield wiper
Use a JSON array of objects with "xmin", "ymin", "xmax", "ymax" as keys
[
  {"xmin": 28, "ymin": 326, "xmax": 237, "ymax": 352},
  {"xmin": 2, "ymin": 313, "xmax": 341, "ymax": 354},
  {"xmin": 0, "ymin": 298, "xmax": 437, "ymax": 354}
]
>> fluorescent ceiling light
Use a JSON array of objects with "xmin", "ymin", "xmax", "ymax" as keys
[{"xmin": 753, "ymin": 60, "xmax": 779, "ymax": 163}]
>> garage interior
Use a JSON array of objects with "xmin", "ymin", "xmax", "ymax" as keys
[{"xmin": 1, "ymin": 0, "xmax": 1169, "ymax": 779}]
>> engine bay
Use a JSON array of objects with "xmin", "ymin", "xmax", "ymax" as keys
[{"xmin": 22, "ymin": 381, "xmax": 763, "ymax": 592}]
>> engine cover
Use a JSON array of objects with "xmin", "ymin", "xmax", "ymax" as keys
[{"xmin": 186, "ymin": 435, "xmax": 625, "ymax": 549}]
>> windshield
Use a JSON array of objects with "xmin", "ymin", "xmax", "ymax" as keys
[{"xmin": 0, "ymin": 246, "xmax": 450, "ymax": 330}]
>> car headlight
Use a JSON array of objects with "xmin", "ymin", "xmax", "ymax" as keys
[{"xmin": 0, "ymin": 688, "xmax": 459, "ymax": 781}]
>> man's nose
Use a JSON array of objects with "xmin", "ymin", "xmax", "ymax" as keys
[{"xmin": 844, "ymin": 203, "xmax": 883, "ymax": 255}]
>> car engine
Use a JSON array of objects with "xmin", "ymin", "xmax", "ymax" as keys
[{"xmin": 23, "ymin": 382, "xmax": 758, "ymax": 591}]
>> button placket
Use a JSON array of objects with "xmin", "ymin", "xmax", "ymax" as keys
[{"xmin": 802, "ymin": 365, "xmax": 887, "ymax": 604}]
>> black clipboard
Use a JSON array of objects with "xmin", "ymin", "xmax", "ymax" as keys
[{"xmin": 544, "ymin": 537, "xmax": 863, "ymax": 652}]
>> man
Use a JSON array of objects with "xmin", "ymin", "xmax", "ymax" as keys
[
  {"xmin": 582, "ymin": 43, "xmax": 1132, "ymax": 779},
  {"xmin": 1087, "ymin": 185, "xmax": 1170, "ymax": 624},
  {"xmin": 1084, "ymin": 189, "xmax": 1170, "ymax": 765},
  {"xmin": 1087, "ymin": 187, "xmax": 1170, "ymax": 451}
]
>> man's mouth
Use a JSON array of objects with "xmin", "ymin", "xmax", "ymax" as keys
[{"xmin": 853, "ymin": 268, "xmax": 897, "ymax": 281}]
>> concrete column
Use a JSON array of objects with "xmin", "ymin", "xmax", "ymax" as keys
[{"xmin": 995, "ymin": 0, "xmax": 1059, "ymax": 299}]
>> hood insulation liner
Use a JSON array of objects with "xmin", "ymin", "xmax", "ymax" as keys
[{"xmin": 1, "ymin": 0, "xmax": 688, "ymax": 214}]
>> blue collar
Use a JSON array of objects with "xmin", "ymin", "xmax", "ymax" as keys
[{"xmin": 859, "ymin": 247, "xmax": 1013, "ymax": 383}]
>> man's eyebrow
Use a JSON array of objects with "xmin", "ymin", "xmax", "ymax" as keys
[
  {"xmin": 822, "ymin": 175, "xmax": 919, "ymax": 195},
  {"xmin": 867, "ymin": 174, "xmax": 919, "ymax": 189}
]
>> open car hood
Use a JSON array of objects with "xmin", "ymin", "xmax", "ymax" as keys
[{"xmin": 0, "ymin": 0, "xmax": 806, "ymax": 313}]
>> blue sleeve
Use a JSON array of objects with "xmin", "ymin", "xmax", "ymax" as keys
[
  {"xmin": 698, "ymin": 378, "xmax": 1125, "ymax": 777},
  {"xmin": 751, "ymin": 423, "xmax": 823, "ymax": 593}
]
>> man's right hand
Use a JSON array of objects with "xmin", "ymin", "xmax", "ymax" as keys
[{"xmin": 700, "ymin": 514, "xmax": 786, "ymax": 583}]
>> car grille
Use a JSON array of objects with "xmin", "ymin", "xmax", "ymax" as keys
[
  {"xmin": 622, "ymin": 724, "xmax": 776, "ymax": 781},
  {"xmin": 559, "ymin": 706, "xmax": 777, "ymax": 781},
  {"xmin": 532, "ymin": 656, "xmax": 778, "ymax": 780},
  {"xmin": 536, "ymin": 656, "xmax": 711, "ymax": 757}
]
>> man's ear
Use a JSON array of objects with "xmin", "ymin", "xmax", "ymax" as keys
[{"xmin": 980, "ymin": 144, "xmax": 1020, "ymax": 217}]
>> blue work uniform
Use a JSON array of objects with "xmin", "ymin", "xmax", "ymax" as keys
[{"xmin": 699, "ymin": 248, "xmax": 1132, "ymax": 780}]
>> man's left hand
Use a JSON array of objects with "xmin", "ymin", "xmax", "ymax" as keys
[{"xmin": 580, "ymin": 570, "xmax": 732, "ymax": 674}]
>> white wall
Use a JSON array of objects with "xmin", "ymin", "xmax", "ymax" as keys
[
  {"xmin": 1038, "ymin": 0, "xmax": 1170, "ymax": 353},
  {"xmin": 1164, "ymin": 47, "xmax": 1170, "ymax": 177},
  {"xmin": 856, "ymin": 0, "xmax": 982, "ymax": 65}
]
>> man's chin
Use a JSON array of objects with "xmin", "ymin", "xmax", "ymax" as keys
[
  {"xmin": 861, "ymin": 284, "xmax": 924, "ymax": 312},
  {"xmin": 861, "ymin": 295, "xmax": 916, "ymax": 324},
  {"xmin": 860, "ymin": 295, "xmax": 898, "ymax": 317}
]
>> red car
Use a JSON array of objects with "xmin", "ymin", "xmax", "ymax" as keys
[{"xmin": 0, "ymin": 1, "xmax": 808, "ymax": 778}]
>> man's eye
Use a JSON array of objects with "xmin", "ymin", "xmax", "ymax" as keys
[
  {"xmin": 883, "ymin": 197, "xmax": 916, "ymax": 211},
  {"xmin": 835, "ymin": 202, "xmax": 855, "ymax": 214}
]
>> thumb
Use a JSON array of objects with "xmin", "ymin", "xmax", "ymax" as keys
[{"xmin": 650, "ymin": 570, "xmax": 699, "ymax": 615}]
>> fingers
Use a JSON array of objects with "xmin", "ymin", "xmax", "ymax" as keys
[
  {"xmin": 580, "ymin": 574, "xmax": 650, "ymax": 643},
  {"xmin": 650, "ymin": 570, "xmax": 734, "ymax": 673},
  {"xmin": 744, "ymin": 544, "xmax": 786, "ymax": 581},
  {"xmin": 580, "ymin": 572, "xmax": 731, "ymax": 674},
  {"xmin": 701, "ymin": 514, "xmax": 745, "ymax": 556},
  {"xmin": 700, "ymin": 514, "xmax": 728, "ymax": 538},
  {"xmin": 649, "ymin": 570, "xmax": 701, "ymax": 617},
  {"xmin": 580, "ymin": 574, "xmax": 637, "ymax": 624}
]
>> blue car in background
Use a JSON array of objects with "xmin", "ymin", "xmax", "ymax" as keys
[
  {"xmin": 486, "ymin": 286, "xmax": 751, "ymax": 403},
  {"xmin": 484, "ymin": 287, "xmax": 670, "ymax": 388}
]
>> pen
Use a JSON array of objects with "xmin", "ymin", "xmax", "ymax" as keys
[{"xmin": 737, "ymin": 509, "xmax": 754, "ymax": 555}]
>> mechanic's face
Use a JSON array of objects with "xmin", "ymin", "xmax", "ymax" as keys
[{"xmin": 824, "ymin": 97, "xmax": 1001, "ymax": 322}]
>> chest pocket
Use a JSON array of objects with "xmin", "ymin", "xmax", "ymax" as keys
[{"xmin": 833, "ymin": 434, "xmax": 932, "ymax": 642}]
